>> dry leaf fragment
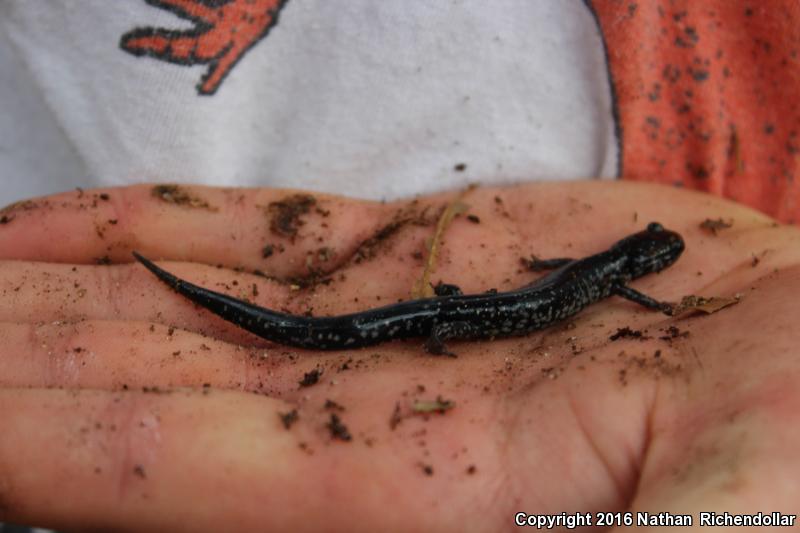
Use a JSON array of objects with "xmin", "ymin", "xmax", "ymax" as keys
[
  {"xmin": 670, "ymin": 294, "xmax": 742, "ymax": 316},
  {"xmin": 699, "ymin": 218, "xmax": 733, "ymax": 235},
  {"xmin": 412, "ymin": 396, "xmax": 455, "ymax": 414}
]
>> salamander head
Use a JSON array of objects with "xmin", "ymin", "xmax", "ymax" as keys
[{"xmin": 612, "ymin": 222, "xmax": 685, "ymax": 279}]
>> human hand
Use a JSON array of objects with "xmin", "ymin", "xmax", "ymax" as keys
[{"xmin": 0, "ymin": 182, "xmax": 798, "ymax": 531}]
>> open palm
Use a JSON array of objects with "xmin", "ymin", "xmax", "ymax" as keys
[{"xmin": 1, "ymin": 182, "xmax": 798, "ymax": 531}]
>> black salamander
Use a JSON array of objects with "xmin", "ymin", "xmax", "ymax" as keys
[{"xmin": 133, "ymin": 222, "xmax": 684, "ymax": 355}]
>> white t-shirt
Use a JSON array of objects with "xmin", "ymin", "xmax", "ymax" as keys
[{"xmin": 0, "ymin": 0, "xmax": 618, "ymax": 206}]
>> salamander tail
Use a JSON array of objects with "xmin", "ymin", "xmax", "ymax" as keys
[{"xmin": 132, "ymin": 251, "xmax": 183, "ymax": 290}]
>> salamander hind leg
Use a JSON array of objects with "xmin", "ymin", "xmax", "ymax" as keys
[
  {"xmin": 424, "ymin": 321, "xmax": 475, "ymax": 357},
  {"xmin": 433, "ymin": 281, "xmax": 463, "ymax": 297}
]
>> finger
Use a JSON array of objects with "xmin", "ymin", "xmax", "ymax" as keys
[
  {"xmin": 0, "ymin": 182, "xmax": 553, "ymax": 301},
  {"xmin": 0, "ymin": 184, "xmax": 390, "ymax": 278},
  {"xmin": 0, "ymin": 182, "xmax": 778, "ymax": 273},
  {"xmin": 0, "ymin": 318, "xmax": 481, "ymax": 400},
  {"xmin": 0, "ymin": 256, "xmax": 463, "ymax": 347}
]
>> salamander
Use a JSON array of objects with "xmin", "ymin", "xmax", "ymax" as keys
[{"xmin": 133, "ymin": 222, "xmax": 684, "ymax": 354}]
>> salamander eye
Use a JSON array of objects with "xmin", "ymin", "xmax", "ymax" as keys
[{"xmin": 647, "ymin": 222, "xmax": 664, "ymax": 232}]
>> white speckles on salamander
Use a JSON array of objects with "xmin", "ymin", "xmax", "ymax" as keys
[{"xmin": 133, "ymin": 222, "xmax": 685, "ymax": 354}]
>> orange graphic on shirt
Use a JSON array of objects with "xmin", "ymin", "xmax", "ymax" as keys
[
  {"xmin": 120, "ymin": 0, "xmax": 289, "ymax": 95},
  {"xmin": 588, "ymin": 0, "xmax": 800, "ymax": 223}
]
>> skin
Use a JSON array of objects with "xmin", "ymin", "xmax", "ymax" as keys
[{"xmin": 0, "ymin": 181, "xmax": 798, "ymax": 532}]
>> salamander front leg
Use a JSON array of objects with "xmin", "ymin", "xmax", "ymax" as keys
[
  {"xmin": 613, "ymin": 284, "xmax": 673, "ymax": 314},
  {"xmin": 424, "ymin": 321, "xmax": 475, "ymax": 357},
  {"xmin": 526, "ymin": 257, "xmax": 574, "ymax": 272}
]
